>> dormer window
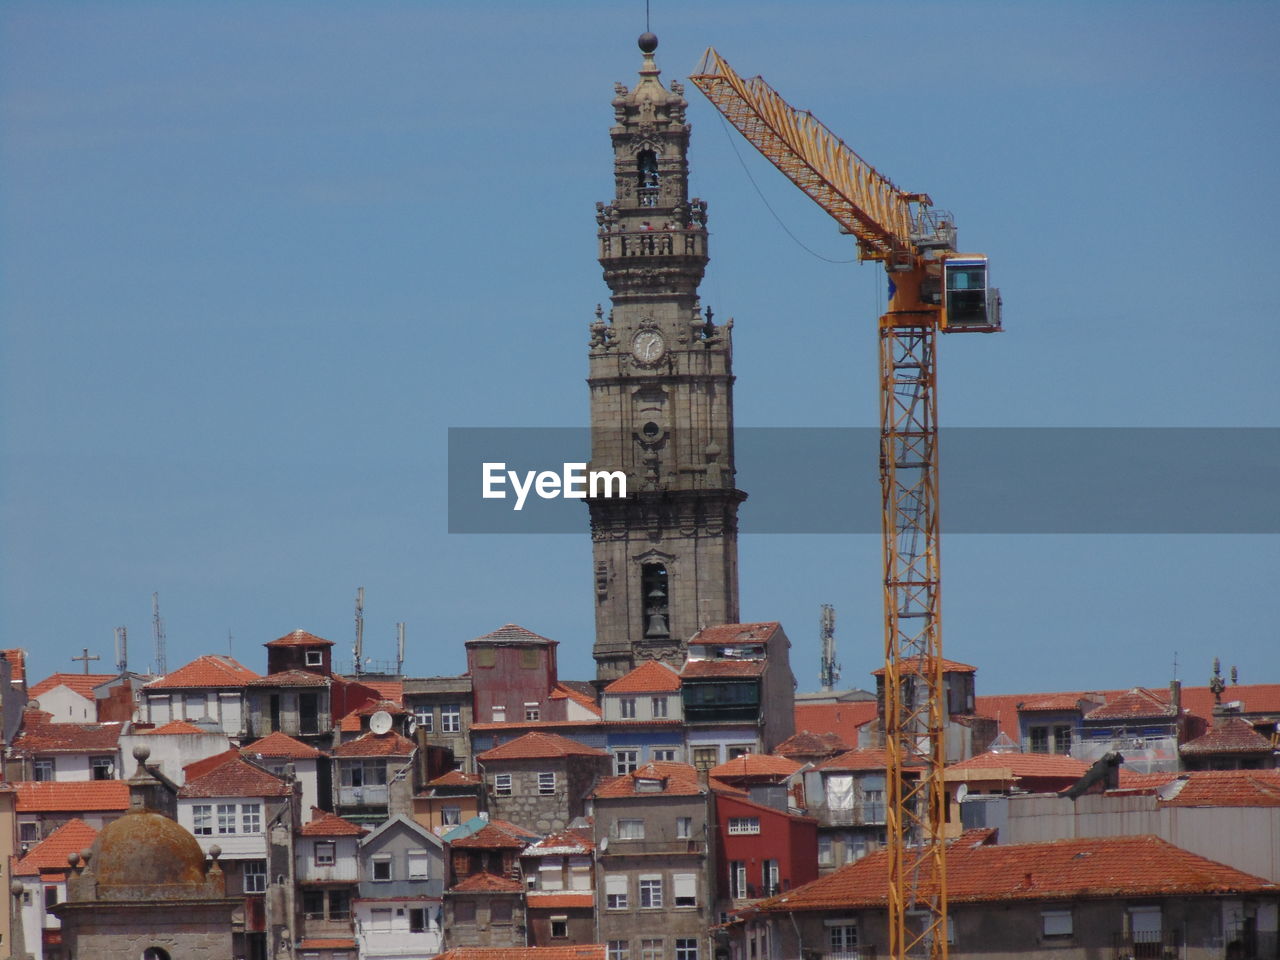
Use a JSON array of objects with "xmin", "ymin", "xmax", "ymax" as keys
[
  {"xmin": 305, "ymin": 649, "xmax": 323, "ymax": 667},
  {"xmin": 635, "ymin": 777, "xmax": 664, "ymax": 793}
]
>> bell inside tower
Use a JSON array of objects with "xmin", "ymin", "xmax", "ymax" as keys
[{"xmin": 641, "ymin": 563, "xmax": 670, "ymax": 639}]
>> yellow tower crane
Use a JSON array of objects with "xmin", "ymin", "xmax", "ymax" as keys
[{"xmin": 690, "ymin": 49, "xmax": 1001, "ymax": 960}]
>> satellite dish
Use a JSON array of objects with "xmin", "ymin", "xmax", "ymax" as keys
[
  {"xmin": 599, "ymin": 837, "xmax": 608, "ymax": 852},
  {"xmin": 407, "ymin": 717, "xmax": 418, "ymax": 736},
  {"xmin": 955, "ymin": 784, "xmax": 969, "ymax": 803},
  {"xmin": 369, "ymin": 710, "xmax": 393, "ymax": 735}
]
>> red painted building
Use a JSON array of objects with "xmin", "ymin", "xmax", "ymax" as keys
[
  {"xmin": 466, "ymin": 624, "xmax": 559, "ymax": 726},
  {"xmin": 714, "ymin": 791, "xmax": 818, "ymax": 912}
]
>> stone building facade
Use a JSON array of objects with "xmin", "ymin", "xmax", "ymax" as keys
[
  {"xmin": 474, "ymin": 732, "xmax": 610, "ymax": 834},
  {"xmin": 588, "ymin": 34, "xmax": 744, "ymax": 684}
]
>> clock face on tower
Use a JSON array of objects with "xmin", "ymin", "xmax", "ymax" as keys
[{"xmin": 632, "ymin": 329, "xmax": 666, "ymax": 365}]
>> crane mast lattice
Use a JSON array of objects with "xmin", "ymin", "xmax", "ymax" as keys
[{"xmin": 691, "ymin": 48, "xmax": 1000, "ymax": 960}]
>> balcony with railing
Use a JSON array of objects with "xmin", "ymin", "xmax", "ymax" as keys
[
  {"xmin": 823, "ymin": 950, "xmax": 877, "ymax": 960},
  {"xmin": 598, "ymin": 227, "xmax": 706, "ymax": 261},
  {"xmin": 1112, "ymin": 929, "xmax": 1182, "ymax": 959},
  {"xmin": 816, "ymin": 803, "xmax": 886, "ymax": 827}
]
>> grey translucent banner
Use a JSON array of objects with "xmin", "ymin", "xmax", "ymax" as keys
[{"xmin": 447, "ymin": 427, "xmax": 1279, "ymax": 534}]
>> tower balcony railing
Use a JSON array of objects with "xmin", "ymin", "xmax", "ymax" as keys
[{"xmin": 599, "ymin": 226, "xmax": 706, "ymax": 260}]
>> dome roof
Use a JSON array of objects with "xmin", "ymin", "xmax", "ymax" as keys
[{"xmin": 90, "ymin": 811, "xmax": 208, "ymax": 888}]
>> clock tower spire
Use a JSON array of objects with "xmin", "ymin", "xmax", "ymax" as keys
[{"xmin": 588, "ymin": 33, "xmax": 745, "ymax": 684}]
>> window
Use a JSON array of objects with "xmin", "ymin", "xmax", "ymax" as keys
[
  {"xmin": 410, "ymin": 907, "xmax": 429, "ymax": 933},
  {"xmin": 551, "ymin": 917, "xmax": 569, "ymax": 938},
  {"xmin": 617, "ymin": 819, "xmax": 645, "ymax": 840},
  {"xmin": 491, "ymin": 899, "xmax": 513, "ymax": 923},
  {"xmin": 654, "ymin": 748, "xmax": 677, "ymax": 762},
  {"xmin": 243, "ymin": 859, "xmax": 267, "ymax": 894},
  {"xmin": 606, "ymin": 874, "xmax": 628, "ymax": 909},
  {"xmin": 19, "ymin": 821, "xmax": 39, "ymax": 844},
  {"xmin": 217, "ymin": 803, "xmax": 238, "ymax": 834},
  {"xmin": 407, "ymin": 850, "xmax": 431, "ymax": 880},
  {"xmin": 90, "ymin": 756, "xmax": 114, "ymax": 780},
  {"xmin": 539, "ymin": 772, "xmax": 557, "ymax": 795},
  {"xmin": 329, "ymin": 888, "xmax": 351, "ymax": 919},
  {"xmin": 651, "ymin": 696, "xmax": 668, "ymax": 718},
  {"xmin": 474, "ymin": 648, "xmax": 497, "ymax": 668},
  {"xmin": 673, "ymin": 873, "xmax": 697, "ymax": 908},
  {"xmin": 315, "ymin": 841, "xmax": 336, "ymax": 866},
  {"xmin": 607, "ymin": 941, "xmax": 630, "ymax": 960},
  {"xmin": 441, "ymin": 704, "xmax": 461, "ymax": 733},
  {"xmin": 441, "ymin": 806, "xmax": 462, "ymax": 825},
  {"xmin": 454, "ymin": 900, "xmax": 476, "ymax": 923},
  {"xmin": 728, "ymin": 817, "xmax": 760, "ymax": 835},
  {"xmin": 44, "ymin": 885, "xmax": 58, "ymax": 910},
  {"xmin": 241, "ymin": 803, "xmax": 261, "ymax": 834},
  {"xmin": 569, "ymin": 856, "xmax": 592, "ymax": 890},
  {"xmin": 730, "ymin": 862, "xmax": 747, "ymax": 900},
  {"xmin": 641, "ymin": 939, "xmax": 663, "ymax": 960},
  {"xmin": 371, "ymin": 907, "xmax": 393, "ymax": 931},
  {"xmin": 525, "ymin": 703, "xmax": 541, "ymax": 721},
  {"xmin": 829, "ymin": 924, "xmax": 858, "ymax": 952},
  {"xmin": 620, "ymin": 698, "xmax": 637, "ymax": 719},
  {"xmin": 494, "ymin": 774, "xmax": 512, "ymax": 796},
  {"xmin": 761, "ymin": 860, "xmax": 779, "ymax": 897},
  {"xmin": 143, "ymin": 949, "xmax": 172, "ymax": 960},
  {"xmin": 1054, "ymin": 725, "xmax": 1072, "ymax": 754},
  {"xmin": 185, "ymin": 693, "xmax": 206, "ymax": 719},
  {"xmin": 1129, "ymin": 906, "xmax": 1162, "ymax": 955},
  {"xmin": 1028, "ymin": 725, "xmax": 1049, "ymax": 753},
  {"xmin": 340, "ymin": 759, "xmax": 389, "ymax": 787},
  {"xmin": 302, "ymin": 889, "xmax": 325, "ymax": 918},
  {"xmin": 675, "ymin": 938, "xmax": 699, "ymax": 960},
  {"xmin": 192, "ymin": 804, "xmax": 213, "ymax": 835},
  {"xmin": 727, "ymin": 744, "xmax": 753, "ymax": 760},
  {"xmin": 639, "ymin": 876, "xmax": 663, "ymax": 908},
  {"xmin": 614, "ymin": 750, "xmax": 639, "ymax": 775},
  {"xmin": 414, "ymin": 706, "xmax": 434, "ymax": 732},
  {"xmin": 1042, "ymin": 909, "xmax": 1072, "ymax": 938},
  {"xmin": 305, "ymin": 649, "xmax": 323, "ymax": 667},
  {"xmin": 675, "ymin": 816, "xmax": 692, "ymax": 839},
  {"xmin": 372, "ymin": 856, "xmax": 392, "ymax": 881},
  {"xmin": 520, "ymin": 648, "xmax": 540, "ymax": 669},
  {"xmin": 32, "ymin": 758, "xmax": 54, "ymax": 781},
  {"xmin": 818, "ymin": 835, "xmax": 834, "ymax": 865},
  {"xmin": 692, "ymin": 747, "xmax": 718, "ymax": 770},
  {"xmin": 492, "ymin": 706, "xmax": 506, "ymax": 723}
]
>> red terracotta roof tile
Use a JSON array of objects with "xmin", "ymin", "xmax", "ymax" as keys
[
  {"xmin": 475, "ymin": 732, "xmax": 607, "ymax": 762},
  {"xmin": 151, "ymin": 720, "xmax": 208, "ymax": 736},
  {"xmin": 178, "ymin": 756, "xmax": 291, "ymax": 798},
  {"xmin": 436, "ymin": 949, "xmax": 605, "ymax": 960},
  {"xmin": 29, "ymin": 673, "xmax": 116, "ymax": 700},
  {"xmin": 182, "ymin": 748, "xmax": 241, "ymax": 782},
  {"xmin": 774, "ymin": 730, "xmax": 850, "ymax": 758},
  {"xmin": 1085, "ymin": 687, "xmax": 1176, "ymax": 721},
  {"xmin": 14, "ymin": 780, "xmax": 130, "ymax": 813},
  {"xmin": 353, "ymin": 698, "xmax": 407, "ymax": 717},
  {"xmin": 242, "ymin": 731, "xmax": 323, "ymax": 759},
  {"xmin": 946, "ymin": 750, "xmax": 1090, "ymax": 779},
  {"xmin": 793, "ymin": 702, "xmax": 880, "ymax": 749},
  {"xmin": 451, "ymin": 871, "xmax": 525, "ymax": 892},
  {"xmin": 3, "ymin": 649, "xmax": 26, "ymax": 683},
  {"xmin": 710, "ymin": 753, "xmax": 802, "ymax": 781},
  {"xmin": 526, "ymin": 891, "xmax": 594, "ymax": 909},
  {"xmin": 1112, "ymin": 770, "xmax": 1280, "ymax": 807},
  {"xmin": 523, "ymin": 827, "xmax": 594, "ymax": 856},
  {"xmin": 332, "ymin": 730, "xmax": 415, "ymax": 757},
  {"xmin": 680, "ymin": 660, "xmax": 765, "ymax": 679},
  {"xmin": 604, "ymin": 660, "xmax": 681, "ymax": 694},
  {"xmin": 1017, "ymin": 693, "xmax": 1095, "ymax": 712},
  {"xmin": 13, "ymin": 721, "xmax": 122, "ymax": 754},
  {"xmin": 818, "ymin": 749, "xmax": 897, "ymax": 772},
  {"xmin": 145, "ymin": 655, "xmax": 259, "ymax": 690},
  {"xmin": 301, "ymin": 807, "xmax": 369, "ymax": 837},
  {"xmin": 451, "ymin": 824, "xmax": 530, "ymax": 850},
  {"xmin": 1180, "ymin": 717, "xmax": 1275, "ymax": 755},
  {"xmin": 688, "ymin": 622, "xmax": 780, "ymax": 645},
  {"xmin": 551, "ymin": 683, "xmax": 603, "ymax": 716},
  {"xmin": 298, "ymin": 939, "xmax": 358, "ymax": 950},
  {"xmin": 754, "ymin": 834, "xmax": 1277, "ymax": 912},
  {"xmin": 871, "ymin": 655, "xmax": 976, "ymax": 677},
  {"xmin": 359, "ymin": 680, "xmax": 404, "ymax": 704},
  {"xmin": 468, "ymin": 624, "xmax": 556, "ymax": 645},
  {"xmin": 247, "ymin": 669, "xmax": 330, "ymax": 688},
  {"xmin": 14, "ymin": 819, "xmax": 97, "ymax": 875},
  {"xmin": 427, "ymin": 770, "xmax": 482, "ymax": 788},
  {"xmin": 266, "ymin": 629, "xmax": 334, "ymax": 647},
  {"xmin": 593, "ymin": 762, "xmax": 705, "ymax": 799}
]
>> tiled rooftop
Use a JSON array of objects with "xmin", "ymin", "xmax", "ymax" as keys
[
  {"xmin": 793, "ymin": 702, "xmax": 878, "ymax": 749},
  {"xmin": 475, "ymin": 731, "xmax": 607, "ymax": 762},
  {"xmin": 468, "ymin": 623, "xmax": 556, "ymax": 646},
  {"xmin": 688, "ymin": 622, "xmax": 780, "ymax": 646},
  {"xmin": 301, "ymin": 807, "xmax": 368, "ymax": 837},
  {"xmin": 710, "ymin": 753, "xmax": 802, "ymax": 781},
  {"xmin": 298, "ymin": 939, "xmax": 358, "ymax": 950},
  {"xmin": 14, "ymin": 818, "xmax": 98, "ymax": 876},
  {"xmin": 550, "ymin": 683, "xmax": 603, "ymax": 716},
  {"xmin": 1017, "ymin": 693, "xmax": 1095, "ymax": 712},
  {"xmin": 150, "ymin": 720, "xmax": 210, "ymax": 736},
  {"xmin": 266, "ymin": 629, "xmax": 334, "ymax": 647},
  {"xmin": 15, "ymin": 780, "xmax": 130, "ymax": 813},
  {"xmin": 179, "ymin": 756, "xmax": 291, "ymax": 798},
  {"xmin": 145, "ymin": 654, "xmax": 259, "ymax": 690},
  {"xmin": 13, "ymin": 720, "xmax": 122, "ymax": 753},
  {"xmin": 593, "ymin": 762, "xmax": 705, "ymax": 799},
  {"xmin": 817, "ymin": 748, "xmax": 917, "ymax": 773},
  {"xmin": 246, "ymin": 669, "xmax": 329, "ymax": 688},
  {"xmin": 332, "ymin": 731, "xmax": 415, "ymax": 757},
  {"xmin": 871, "ymin": 655, "xmax": 977, "ymax": 677},
  {"xmin": 752, "ymin": 834, "xmax": 1277, "ymax": 912},
  {"xmin": 182, "ymin": 748, "xmax": 242, "ymax": 782},
  {"xmin": 525, "ymin": 891, "xmax": 594, "ymax": 909},
  {"xmin": 1179, "ymin": 717, "xmax": 1275, "ymax": 755},
  {"xmin": 603, "ymin": 660, "xmax": 681, "ymax": 694},
  {"xmin": 451, "ymin": 824, "xmax": 531, "ymax": 850},
  {"xmin": 451, "ymin": 871, "xmax": 525, "ymax": 892},
  {"xmin": 774, "ymin": 729, "xmax": 850, "ymax": 758},
  {"xmin": 29, "ymin": 672, "xmax": 116, "ymax": 700},
  {"xmin": 945, "ymin": 750, "xmax": 1089, "ymax": 779},
  {"xmin": 242, "ymin": 731, "xmax": 323, "ymax": 759},
  {"xmin": 1085, "ymin": 687, "xmax": 1177, "ymax": 721},
  {"xmin": 680, "ymin": 660, "xmax": 765, "ymax": 679},
  {"xmin": 426, "ymin": 770, "xmax": 482, "ymax": 788},
  {"xmin": 1114, "ymin": 770, "xmax": 1280, "ymax": 807},
  {"xmin": 522, "ymin": 826, "xmax": 594, "ymax": 857},
  {"xmin": 437, "ymin": 947, "xmax": 605, "ymax": 960}
]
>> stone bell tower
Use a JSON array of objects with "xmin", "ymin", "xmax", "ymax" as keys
[{"xmin": 588, "ymin": 33, "xmax": 745, "ymax": 685}]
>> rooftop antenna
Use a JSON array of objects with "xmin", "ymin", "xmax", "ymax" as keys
[
  {"xmin": 71, "ymin": 647, "xmax": 100, "ymax": 674},
  {"xmin": 354, "ymin": 586, "xmax": 365, "ymax": 676},
  {"xmin": 396, "ymin": 622, "xmax": 405, "ymax": 676},
  {"xmin": 114, "ymin": 626, "xmax": 128, "ymax": 675},
  {"xmin": 819, "ymin": 603, "xmax": 840, "ymax": 691},
  {"xmin": 152, "ymin": 592, "xmax": 167, "ymax": 675}
]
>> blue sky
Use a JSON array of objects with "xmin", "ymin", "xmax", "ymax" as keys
[{"xmin": 3, "ymin": 2, "xmax": 1277, "ymax": 695}]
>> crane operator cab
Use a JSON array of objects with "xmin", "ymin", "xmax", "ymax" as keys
[{"xmin": 941, "ymin": 256, "xmax": 1002, "ymax": 332}]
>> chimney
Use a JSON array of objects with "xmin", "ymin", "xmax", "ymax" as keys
[{"xmin": 1168, "ymin": 680, "xmax": 1181, "ymax": 717}]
